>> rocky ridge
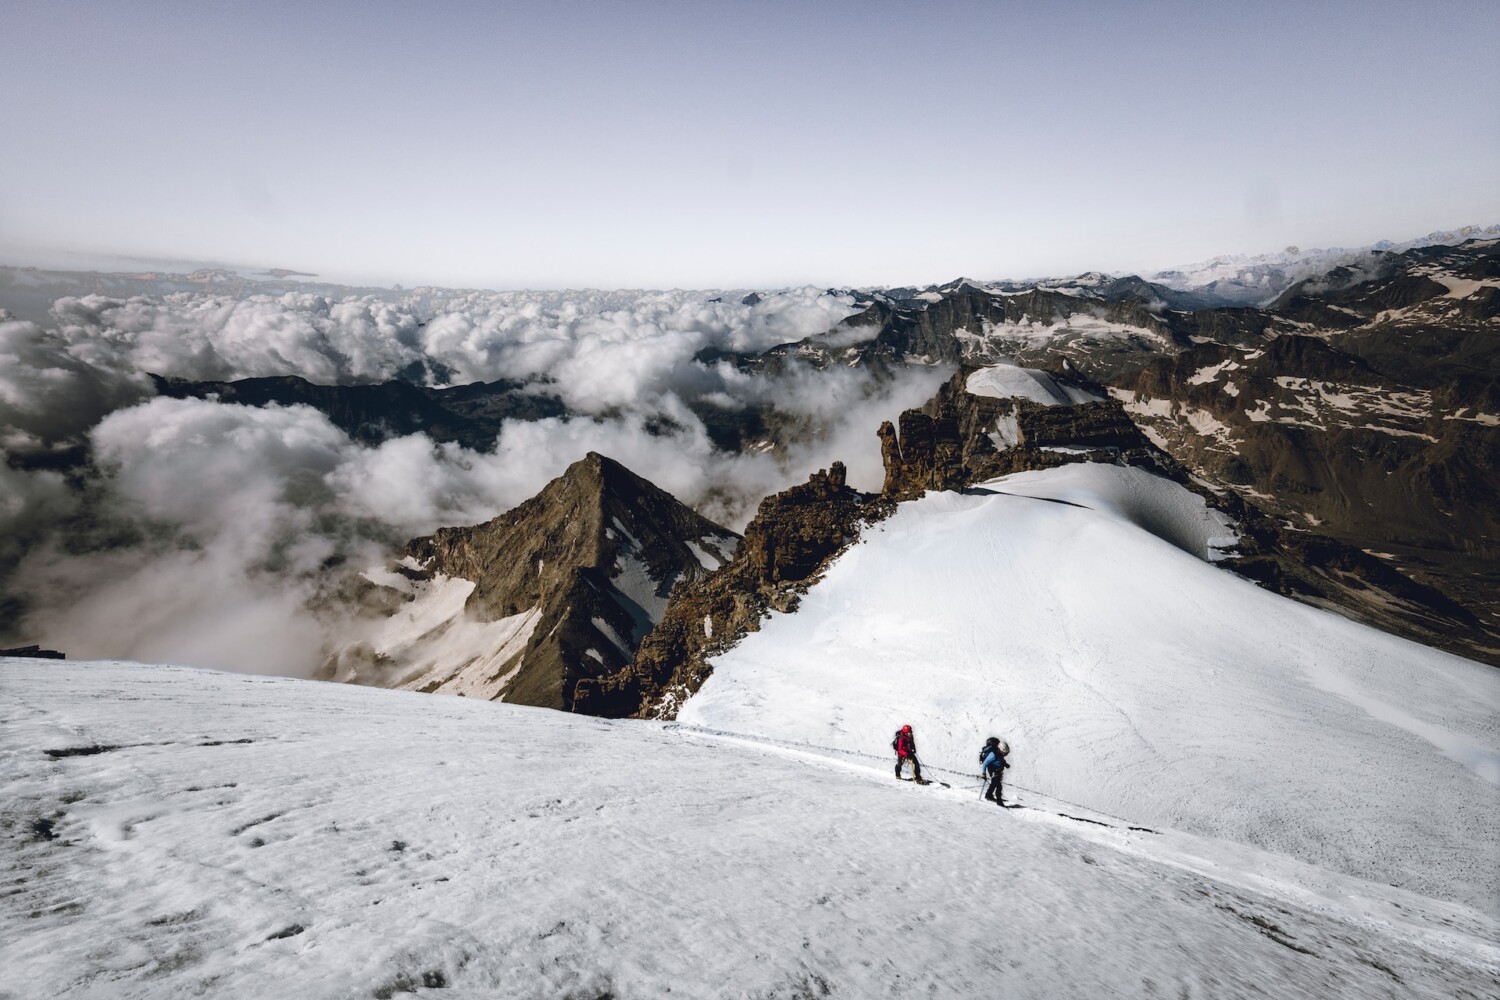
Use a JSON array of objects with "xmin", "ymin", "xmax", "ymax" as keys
[
  {"xmin": 877, "ymin": 369, "xmax": 1154, "ymax": 500},
  {"xmin": 151, "ymin": 373, "xmax": 567, "ymax": 451},
  {"xmin": 1107, "ymin": 246, "xmax": 1500, "ymax": 659},
  {"xmin": 579, "ymin": 366, "xmax": 1212, "ymax": 720},
  {"xmin": 578, "ymin": 355, "xmax": 1496, "ymax": 721},
  {"xmin": 573, "ymin": 462, "xmax": 878, "ymax": 718},
  {"xmin": 907, "ymin": 363, "xmax": 1494, "ymax": 662}
]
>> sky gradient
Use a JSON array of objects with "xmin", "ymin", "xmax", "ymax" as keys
[{"xmin": 2, "ymin": 0, "xmax": 1497, "ymax": 288}]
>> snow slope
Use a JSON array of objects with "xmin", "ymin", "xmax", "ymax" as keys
[
  {"xmin": 348, "ymin": 572, "xmax": 541, "ymax": 699},
  {"xmin": 3, "ymin": 659, "xmax": 1497, "ymax": 999},
  {"xmin": 964, "ymin": 365, "xmax": 1102, "ymax": 407},
  {"xmin": 678, "ymin": 464, "xmax": 1500, "ymax": 916}
]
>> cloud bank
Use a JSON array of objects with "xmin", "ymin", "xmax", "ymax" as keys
[{"xmin": 0, "ymin": 282, "xmax": 946, "ymax": 675}]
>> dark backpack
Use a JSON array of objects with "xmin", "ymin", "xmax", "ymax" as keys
[{"xmin": 979, "ymin": 741, "xmax": 1007, "ymax": 770}]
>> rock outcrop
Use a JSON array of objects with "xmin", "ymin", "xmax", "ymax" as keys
[
  {"xmin": 0, "ymin": 645, "xmax": 65, "ymax": 659},
  {"xmin": 877, "ymin": 367, "xmax": 1158, "ymax": 501},
  {"xmin": 574, "ymin": 463, "xmax": 883, "ymax": 718}
]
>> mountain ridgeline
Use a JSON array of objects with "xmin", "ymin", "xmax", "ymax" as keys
[{"xmin": 138, "ymin": 237, "xmax": 1498, "ymax": 693}]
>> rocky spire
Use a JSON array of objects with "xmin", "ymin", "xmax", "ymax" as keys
[{"xmin": 321, "ymin": 452, "xmax": 740, "ymax": 711}]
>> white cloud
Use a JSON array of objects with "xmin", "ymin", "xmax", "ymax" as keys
[
  {"xmin": 0, "ymin": 281, "xmax": 950, "ymax": 675},
  {"xmin": 0, "ymin": 314, "xmax": 152, "ymax": 442}
]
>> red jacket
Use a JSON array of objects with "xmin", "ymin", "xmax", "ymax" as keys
[{"xmin": 894, "ymin": 730, "xmax": 916, "ymax": 758}]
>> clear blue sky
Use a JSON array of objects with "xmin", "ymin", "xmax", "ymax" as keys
[{"xmin": 2, "ymin": 0, "xmax": 1496, "ymax": 288}]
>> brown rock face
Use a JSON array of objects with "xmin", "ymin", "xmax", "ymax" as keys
[
  {"xmin": 878, "ymin": 420, "xmax": 903, "ymax": 495},
  {"xmin": 323, "ymin": 452, "xmax": 739, "ymax": 710},
  {"xmin": 574, "ymin": 462, "xmax": 884, "ymax": 718},
  {"xmin": 877, "ymin": 368, "xmax": 1159, "ymax": 501},
  {"xmin": 1111, "ymin": 333, "xmax": 1500, "ymax": 664}
]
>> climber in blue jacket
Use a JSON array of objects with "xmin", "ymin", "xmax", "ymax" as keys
[{"xmin": 981, "ymin": 737, "xmax": 1010, "ymax": 806}]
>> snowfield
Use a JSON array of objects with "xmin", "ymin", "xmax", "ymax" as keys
[
  {"xmin": 4, "ymin": 659, "xmax": 1498, "ymax": 1000},
  {"xmin": 4, "ymin": 462, "xmax": 1499, "ymax": 998},
  {"xmin": 964, "ymin": 365, "xmax": 1103, "ymax": 407},
  {"xmin": 679, "ymin": 465, "xmax": 1500, "ymax": 917}
]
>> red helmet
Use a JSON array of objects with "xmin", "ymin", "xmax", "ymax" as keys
[{"xmin": 901, "ymin": 725, "xmax": 911, "ymax": 732}]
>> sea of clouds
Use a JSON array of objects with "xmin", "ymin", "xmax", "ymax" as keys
[{"xmin": 0, "ymin": 283, "xmax": 947, "ymax": 674}]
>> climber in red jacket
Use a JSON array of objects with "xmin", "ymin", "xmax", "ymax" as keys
[{"xmin": 891, "ymin": 724, "xmax": 926, "ymax": 783}]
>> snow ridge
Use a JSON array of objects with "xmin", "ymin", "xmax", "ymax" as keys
[{"xmin": 678, "ymin": 465, "xmax": 1500, "ymax": 915}]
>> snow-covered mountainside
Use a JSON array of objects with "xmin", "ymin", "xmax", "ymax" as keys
[
  {"xmin": 1146, "ymin": 225, "xmax": 1500, "ymax": 307},
  {"xmin": 736, "ymin": 242, "xmax": 1500, "ymax": 662},
  {"xmin": 677, "ymin": 463, "xmax": 1500, "ymax": 916},
  {"xmin": 4, "ymin": 658, "xmax": 1497, "ymax": 999}
]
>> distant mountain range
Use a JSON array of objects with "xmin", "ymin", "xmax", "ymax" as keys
[
  {"xmin": 277, "ymin": 235, "xmax": 1494, "ymax": 723},
  {"xmin": 3, "ymin": 229, "xmax": 1497, "ymax": 691}
]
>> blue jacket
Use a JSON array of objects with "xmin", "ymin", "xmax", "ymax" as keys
[{"xmin": 981, "ymin": 750, "xmax": 1008, "ymax": 775}]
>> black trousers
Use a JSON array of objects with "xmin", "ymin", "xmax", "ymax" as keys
[
  {"xmin": 984, "ymin": 769, "xmax": 1004, "ymax": 802},
  {"xmin": 895, "ymin": 755, "xmax": 922, "ymax": 780}
]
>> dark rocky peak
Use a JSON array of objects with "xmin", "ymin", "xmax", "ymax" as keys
[
  {"xmin": 1273, "ymin": 240, "xmax": 1500, "ymax": 318},
  {"xmin": 1270, "ymin": 260, "xmax": 1389, "ymax": 306},
  {"xmin": 1095, "ymin": 275, "xmax": 1206, "ymax": 311},
  {"xmin": 1262, "ymin": 239, "xmax": 1500, "ymax": 385},
  {"xmin": 412, "ymin": 451, "xmax": 735, "ymax": 628},
  {"xmin": 574, "ymin": 461, "xmax": 878, "ymax": 719},
  {"xmin": 324, "ymin": 452, "xmax": 739, "ymax": 711},
  {"xmin": 934, "ymin": 276, "xmax": 990, "ymax": 294}
]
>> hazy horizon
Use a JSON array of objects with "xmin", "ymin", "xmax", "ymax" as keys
[
  {"xmin": 3, "ymin": 219, "xmax": 1496, "ymax": 295},
  {"xmin": 4, "ymin": 1, "xmax": 1496, "ymax": 289}
]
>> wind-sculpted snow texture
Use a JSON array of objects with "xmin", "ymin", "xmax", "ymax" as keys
[
  {"xmin": 4, "ymin": 659, "xmax": 1498, "ymax": 999},
  {"xmin": 678, "ymin": 464, "xmax": 1500, "ymax": 917}
]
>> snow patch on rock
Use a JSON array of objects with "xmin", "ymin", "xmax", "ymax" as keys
[
  {"xmin": 965, "ymin": 364, "xmax": 1103, "ymax": 407},
  {"xmin": 369, "ymin": 575, "xmax": 541, "ymax": 700}
]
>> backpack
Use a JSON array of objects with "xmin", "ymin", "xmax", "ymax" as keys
[{"xmin": 979, "ymin": 740, "xmax": 1010, "ymax": 767}]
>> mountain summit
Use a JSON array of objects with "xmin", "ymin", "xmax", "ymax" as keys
[{"xmin": 320, "ymin": 452, "xmax": 739, "ymax": 709}]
